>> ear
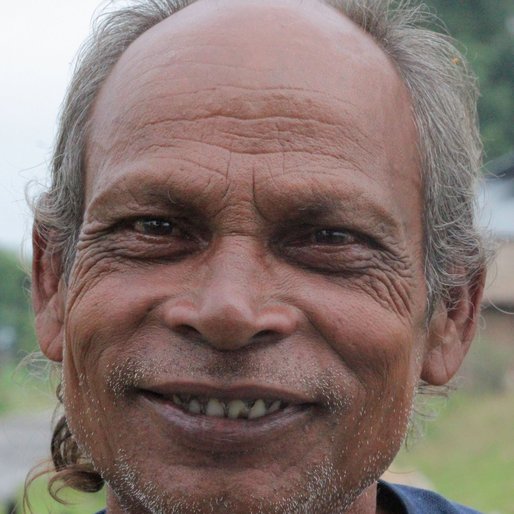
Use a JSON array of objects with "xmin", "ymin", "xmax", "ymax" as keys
[
  {"xmin": 32, "ymin": 224, "xmax": 66, "ymax": 362},
  {"xmin": 421, "ymin": 270, "xmax": 486, "ymax": 386}
]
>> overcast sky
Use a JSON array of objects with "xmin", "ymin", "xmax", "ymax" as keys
[{"xmin": 0, "ymin": 0, "xmax": 104, "ymax": 255}]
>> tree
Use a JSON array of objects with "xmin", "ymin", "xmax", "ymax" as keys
[
  {"xmin": 424, "ymin": 0, "xmax": 514, "ymax": 161},
  {"xmin": 0, "ymin": 249, "xmax": 35, "ymax": 358}
]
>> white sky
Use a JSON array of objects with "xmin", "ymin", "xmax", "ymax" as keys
[{"xmin": 0, "ymin": 0, "xmax": 104, "ymax": 256}]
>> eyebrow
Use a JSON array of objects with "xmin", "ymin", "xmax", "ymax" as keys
[
  {"xmin": 255, "ymin": 186, "xmax": 404, "ymax": 239},
  {"xmin": 87, "ymin": 171, "xmax": 405, "ymax": 243},
  {"xmin": 87, "ymin": 181, "xmax": 207, "ymax": 223}
]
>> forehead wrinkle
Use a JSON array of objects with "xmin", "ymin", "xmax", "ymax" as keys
[
  {"xmin": 97, "ymin": 84, "xmax": 370, "ymax": 137},
  {"xmin": 104, "ymin": 118, "xmax": 375, "ymax": 169},
  {"xmin": 89, "ymin": 0, "xmax": 414, "ymax": 156},
  {"xmin": 86, "ymin": 139, "xmax": 232, "ymax": 200},
  {"xmin": 91, "ymin": 95, "xmax": 379, "ymax": 176},
  {"xmin": 88, "ymin": 3, "xmax": 413, "ymax": 183},
  {"xmin": 257, "ymin": 159, "xmax": 383, "ymax": 186},
  {"xmin": 107, "ymin": 81, "xmax": 366, "ymax": 119}
]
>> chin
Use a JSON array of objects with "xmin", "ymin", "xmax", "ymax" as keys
[{"xmin": 102, "ymin": 450, "xmax": 383, "ymax": 514}]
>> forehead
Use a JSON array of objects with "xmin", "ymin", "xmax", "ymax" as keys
[{"xmin": 86, "ymin": 0, "xmax": 421, "ymax": 226}]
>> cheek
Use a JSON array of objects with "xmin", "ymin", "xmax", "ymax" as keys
[
  {"xmin": 64, "ymin": 265, "xmax": 163, "ymax": 365},
  {"xmin": 304, "ymin": 286, "xmax": 421, "ymax": 382},
  {"xmin": 299, "ymin": 281, "xmax": 424, "ymax": 449},
  {"xmin": 61, "ymin": 269, "xmax": 155, "ymax": 462}
]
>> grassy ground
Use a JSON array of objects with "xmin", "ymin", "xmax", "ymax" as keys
[
  {"xmin": 0, "ymin": 360, "xmax": 102, "ymax": 513},
  {"xmin": 5, "ymin": 478, "xmax": 106, "ymax": 514},
  {"xmin": 0, "ymin": 362, "xmax": 56, "ymax": 416},
  {"xmin": 393, "ymin": 391, "xmax": 514, "ymax": 514}
]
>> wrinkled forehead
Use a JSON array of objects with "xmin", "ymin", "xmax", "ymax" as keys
[{"xmin": 87, "ymin": 0, "xmax": 420, "ymax": 197}]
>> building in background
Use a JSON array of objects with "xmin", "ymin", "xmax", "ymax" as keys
[{"xmin": 477, "ymin": 152, "xmax": 514, "ymax": 390}]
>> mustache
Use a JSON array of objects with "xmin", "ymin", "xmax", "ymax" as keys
[{"xmin": 103, "ymin": 351, "xmax": 355, "ymax": 414}]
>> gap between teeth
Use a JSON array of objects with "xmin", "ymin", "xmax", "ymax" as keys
[{"xmin": 171, "ymin": 395, "xmax": 286, "ymax": 419}]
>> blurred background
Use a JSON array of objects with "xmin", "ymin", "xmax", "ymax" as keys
[{"xmin": 1, "ymin": 0, "xmax": 513, "ymax": 513}]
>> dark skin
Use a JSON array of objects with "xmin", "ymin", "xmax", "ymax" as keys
[{"xmin": 33, "ymin": 0, "xmax": 484, "ymax": 512}]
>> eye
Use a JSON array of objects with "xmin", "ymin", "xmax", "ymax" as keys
[
  {"xmin": 313, "ymin": 229, "xmax": 357, "ymax": 245},
  {"xmin": 132, "ymin": 218, "xmax": 182, "ymax": 237}
]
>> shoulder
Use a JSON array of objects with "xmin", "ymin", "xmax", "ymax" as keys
[{"xmin": 378, "ymin": 480, "xmax": 483, "ymax": 514}]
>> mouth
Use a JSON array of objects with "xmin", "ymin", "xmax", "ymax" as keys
[
  {"xmin": 144, "ymin": 391, "xmax": 293, "ymax": 420},
  {"xmin": 138, "ymin": 383, "xmax": 317, "ymax": 452}
]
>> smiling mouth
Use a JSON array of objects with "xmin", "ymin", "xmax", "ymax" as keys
[
  {"xmin": 145, "ymin": 391, "xmax": 291, "ymax": 420},
  {"xmin": 137, "ymin": 383, "xmax": 316, "ymax": 450}
]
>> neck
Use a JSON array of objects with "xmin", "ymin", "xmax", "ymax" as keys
[{"xmin": 105, "ymin": 481, "xmax": 387, "ymax": 514}]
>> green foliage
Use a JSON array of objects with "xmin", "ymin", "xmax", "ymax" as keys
[
  {"xmin": 394, "ymin": 391, "xmax": 514, "ymax": 513},
  {"xmin": 424, "ymin": 0, "xmax": 514, "ymax": 160},
  {"xmin": 0, "ymin": 363, "xmax": 55, "ymax": 416},
  {"xmin": 7, "ymin": 478, "xmax": 106, "ymax": 514},
  {"xmin": 0, "ymin": 248, "xmax": 36, "ymax": 357}
]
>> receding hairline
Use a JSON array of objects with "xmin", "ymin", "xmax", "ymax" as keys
[
  {"xmin": 119, "ymin": 0, "xmax": 388, "ymax": 54},
  {"xmin": 86, "ymin": 0, "xmax": 417, "ymax": 189},
  {"xmin": 92, "ymin": 0, "xmax": 404, "ymax": 102}
]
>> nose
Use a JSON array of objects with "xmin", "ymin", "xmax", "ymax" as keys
[{"xmin": 161, "ymin": 243, "xmax": 299, "ymax": 351}]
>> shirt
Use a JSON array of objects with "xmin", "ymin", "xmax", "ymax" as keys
[{"xmin": 377, "ymin": 481, "xmax": 482, "ymax": 513}]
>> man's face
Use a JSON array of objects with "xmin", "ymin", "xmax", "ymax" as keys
[{"xmin": 61, "ymin": 0, "xmax": 428, "ymax": 512}]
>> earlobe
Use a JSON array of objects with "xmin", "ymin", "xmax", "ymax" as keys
[
  {"xmin": 32, "ymin": 224, "xmax": 66, "ymax": 362},
  {"xmin": 421, "ymin": 271, "xmax": 486, "ymax": 386}
]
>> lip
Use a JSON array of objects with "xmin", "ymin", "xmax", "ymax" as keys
[
  {"xmin": 141, "ymin": 381, "xmax": 315, "ymax": 404},
  {"xmin": 138, "ymin": 382, "xmax": 317, "ymax": 452}
]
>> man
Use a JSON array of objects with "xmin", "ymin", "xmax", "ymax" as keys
[{"xmin": 30, "ymin": 0, "xmax": 488, "ymax": 512}]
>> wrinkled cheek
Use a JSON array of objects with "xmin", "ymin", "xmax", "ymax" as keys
[
  {"xmin": 61, "ymin": 312, "xmax": 119, "ymax": 470},
  {"xmin": 323, "ymin": 384, "xmax": 415, "ymax": 493},
  {"xmin": 60, "ymin": 272, "xmax": 160, "ymax": 474},
  {"xmin": 346, "ymin": 369, "xmax": 416, "ymax": 477},
  {"xmin": 313, "ymin": 309, "xmax": 420, "ymax": 481}
]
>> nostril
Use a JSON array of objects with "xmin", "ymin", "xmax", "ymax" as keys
[
  {"xmin": 254, "ymin": 330, "xmax": 276, "ymax": 339},
  {"xmin": 175, "ymin": 324, "xmax": 202, "ymax": 339}
]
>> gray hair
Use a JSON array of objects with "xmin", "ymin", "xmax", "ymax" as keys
[{"xmin": 33, "ymin": 0, "xmax": 487, "ymax": 316}]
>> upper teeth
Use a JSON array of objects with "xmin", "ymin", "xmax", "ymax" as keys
[{"xmin": 171, "ymin": 394, "xmax": 285, "ymax": 420}]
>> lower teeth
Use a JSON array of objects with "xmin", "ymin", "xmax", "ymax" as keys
[{"xmin": 173, "ymin": 398, "xmax": 285, "ymax": 420}]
